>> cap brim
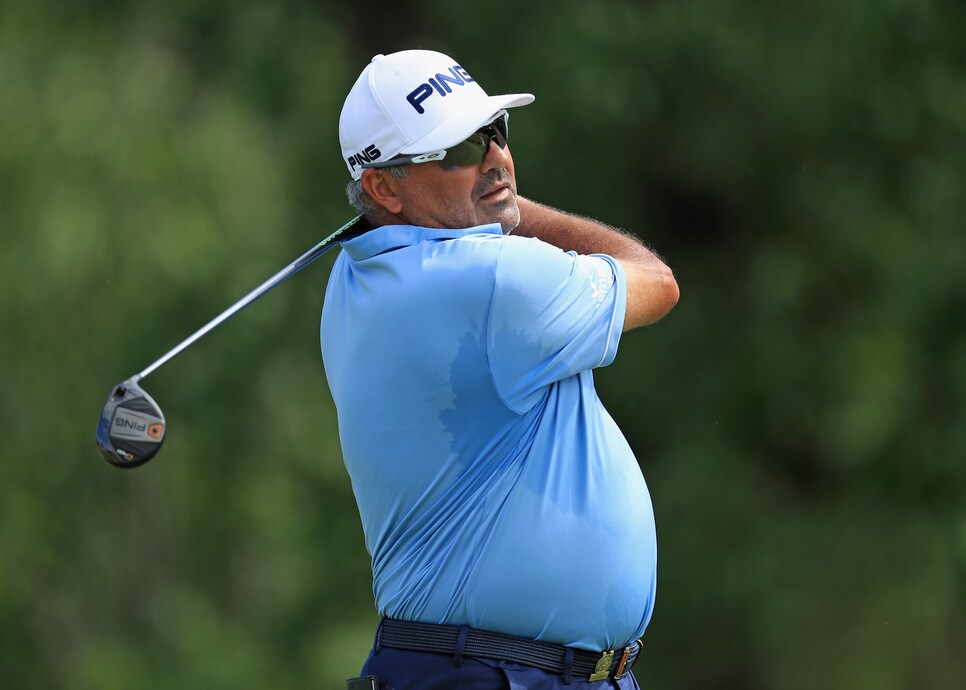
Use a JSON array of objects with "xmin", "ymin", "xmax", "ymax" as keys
[{"xmin": 400, "ymin": 93, "xmax": 534, "ymax": 155}]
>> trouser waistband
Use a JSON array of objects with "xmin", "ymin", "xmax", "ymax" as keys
[{"xmin": 377, "ymin": 618, "xmax": 642, "ymax": 682}]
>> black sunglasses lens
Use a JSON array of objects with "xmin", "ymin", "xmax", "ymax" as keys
[
  {"xmin": 441, "ymin": 133, "xmax": 490, "ymax": 167},
  {"xmin": 438, "ymin": 115, "xmax": 510, "ymax": 169},
  {"xmin": 493, "ymin": 113, "xmax": 508, "ymax": 142}
]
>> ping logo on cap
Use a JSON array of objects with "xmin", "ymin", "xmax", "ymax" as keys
[
  {"xmin": 406, "ymin": 65, "xmax": 476, "ymax": 114},
  {"xmin": 347, "ymin": 144, "xmax": 382, "ymax": 172}
]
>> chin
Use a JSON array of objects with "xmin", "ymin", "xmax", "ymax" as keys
[
  {"xmin": 490, "ymin": 204, "xmax": 521, "ymax": 235},
  {"xmin": 499, "ymin": 215, "xmax": 520, "ymax": 234}
]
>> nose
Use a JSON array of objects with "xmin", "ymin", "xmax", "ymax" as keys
[{"xmin": 481, "ymin": 139, "xmax": 512, "ymax": 173}]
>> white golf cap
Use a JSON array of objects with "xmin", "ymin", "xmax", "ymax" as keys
[{"xmin": 339, "ymin": 50, "xmax": 534, "ymax": 179}]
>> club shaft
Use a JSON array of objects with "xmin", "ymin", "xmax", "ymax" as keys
[{"xmin": 135, "ymin": 216, "xmax": 364, "ymax": 383}]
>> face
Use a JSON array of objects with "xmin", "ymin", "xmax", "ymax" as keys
[{"xmin": 383, "ymin": 140, "xmax": 520, "ymax": 234}]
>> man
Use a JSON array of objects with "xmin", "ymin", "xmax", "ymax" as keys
[{"xmin": 322, "ymin": 50, "xmax": 679, "ymax": 689}]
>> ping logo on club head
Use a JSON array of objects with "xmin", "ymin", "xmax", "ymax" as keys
[{"xmin": 111, "ymin": 407, "xmax": 165, "ymax": 444}]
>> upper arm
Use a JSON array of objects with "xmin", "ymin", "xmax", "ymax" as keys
[{"xmin": 487, "ymin": 237, "xmax": 626, "ymax": 412}]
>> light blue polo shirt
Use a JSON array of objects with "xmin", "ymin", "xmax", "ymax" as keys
[{"xmin": 321, "ymin": 223, "xmax": 656, "ymax": 651}]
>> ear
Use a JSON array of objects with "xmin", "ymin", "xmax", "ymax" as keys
[{"xmin": 360, "ymin": 168, "xmax": 404, "ymax": 215}]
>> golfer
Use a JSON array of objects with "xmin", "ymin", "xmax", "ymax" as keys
[{"xmin": 322, "ymin": 50, "xmax": 679, "ymax": 689}]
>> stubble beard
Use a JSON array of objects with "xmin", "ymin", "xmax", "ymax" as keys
[{"xmin": 473, "ymin": 170, "xmax": 521, "ymax": 235}]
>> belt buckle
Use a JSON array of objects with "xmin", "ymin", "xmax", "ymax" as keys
[{"xmin": 588, "ymin": 650, "xmax": 614, "ymax": 681}]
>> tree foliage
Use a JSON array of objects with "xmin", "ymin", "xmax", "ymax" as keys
[{"xmin": 1, "ymin": 1, "xmax": 963, "ymax": 687}]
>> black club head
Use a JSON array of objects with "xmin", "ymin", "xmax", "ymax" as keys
[{"xmin": 96, "ymin": 377, "xmax": 166, "ymax": 468}]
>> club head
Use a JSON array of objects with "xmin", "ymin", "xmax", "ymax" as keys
[{"xmin": 96, "ymin": 377, "xmax": 166, "ymax": 468}]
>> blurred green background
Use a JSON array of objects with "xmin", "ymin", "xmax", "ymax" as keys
[{"xmin": 2, "ymin": 0, "xmax": 964, "ymax": 688}]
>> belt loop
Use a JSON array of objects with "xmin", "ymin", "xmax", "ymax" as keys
[
  {"xmin": 452, "ymin": 625, "xmax": 470, "ymax": 667},
  {"xmin": 562, "ymin": 647, "xmax": 574, "ymax": 685},
  {"xmin": 374, "ymin": 619, "xmax": 384, "ymax": 655}
]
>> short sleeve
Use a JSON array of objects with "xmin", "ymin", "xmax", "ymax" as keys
[{"xmin": 486, "ymin": 236, "xmax": 627, "ymax": 413}]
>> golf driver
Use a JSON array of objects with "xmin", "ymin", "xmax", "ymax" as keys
[{"xmin": 96, "ymin": 215, "xmax": 370, "ymax": 468}]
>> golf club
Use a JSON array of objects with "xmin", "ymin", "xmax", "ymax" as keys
[{"xmin": 96, "ymin": 215, "xmax": 370, "ymax": 468}]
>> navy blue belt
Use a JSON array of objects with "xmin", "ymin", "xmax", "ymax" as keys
[{"xmin": 377, "ymin": 618, "xmax": 642, "ymax": 682}]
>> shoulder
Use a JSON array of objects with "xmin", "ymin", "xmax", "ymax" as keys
[
  {"xmin": 497, "ymin": 233, "xmax": 573, "ymax": 266},
  {"xmin": 493, "ymin": 235, "xmax": 595, "ymax": 294},
  {"xmin": 433, "ymin": 231, "xmax": 553, "ymax": 278}
]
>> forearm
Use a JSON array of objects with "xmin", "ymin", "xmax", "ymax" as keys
[
  {"xmin": 512, "ymin": 197, "xmax": 680, "ymax": 330},
  {"xmin": 513, "ymin": 197, "xmax": 649, "ymax": 259}
]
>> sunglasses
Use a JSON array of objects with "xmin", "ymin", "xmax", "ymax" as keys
[{"xmin": 364, "ymin": 111, "xmax": 509, "ymax": 171}]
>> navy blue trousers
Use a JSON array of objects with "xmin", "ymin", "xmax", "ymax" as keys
[{"xmin": 358, "ymin": 636, "xmax": 642, "ymax": 690}]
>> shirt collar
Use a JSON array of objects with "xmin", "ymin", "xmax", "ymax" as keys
[{"xmin": 341, "ymin": 223, "xmax": 504, "ymax": 260}]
